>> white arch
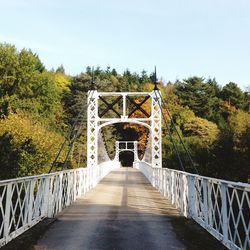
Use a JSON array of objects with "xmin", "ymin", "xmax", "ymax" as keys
[
  {"xmin": 87, "ymin": 90, "xmax": 162, "ymax": 168},
  {"xmin": 98, "ymin": 120, "xmax": 152, "ymax": 131},
  {"xmin": 118, "ymin": 149, "xmax": 135, "ymax": 153}
]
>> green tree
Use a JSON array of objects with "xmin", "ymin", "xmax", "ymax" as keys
[
  {"xmin": 0, "ymin": 43, "xmax": 61, "ymax": 122},
  {"xmin": 174, "ymin": 77, "xmax": 219, "ymax": 120},
  {"xmin": 220, "ymin": 82, "xmax": 244, "ymax": 108}
]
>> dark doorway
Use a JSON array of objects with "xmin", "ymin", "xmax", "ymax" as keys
[{"xmin": 119, "ymin": 151, "xmax": 134, "ymax": 167}]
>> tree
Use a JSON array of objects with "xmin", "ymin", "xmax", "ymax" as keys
[
  {"xmin": 0, "ymin": 43, "xmax": 61, "ymax": 122},
  {"xmin": 220, "ymin": 82, "xmax": 244, "ymax": 109},
  {"xmin": 243, "ymin": 87, "xmax": 250, "ymax": 112},
  {"xmin": 56, "ymin": 64, "xmax": 65, "ymax": 74},
  {"xmin": 0, "ymin": 112, "xmax": 67, "ymax": 179},
  {"xmin": 174, "ymin": 77, "xmax": 219, "ymax": 120}
]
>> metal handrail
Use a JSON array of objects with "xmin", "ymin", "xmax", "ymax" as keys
[{"xmin": 134, "ymin": 162, "xmax": 250, "ymax": 250}]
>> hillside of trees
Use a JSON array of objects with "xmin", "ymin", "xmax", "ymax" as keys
[{"xmin": 0, "ymin": 43, "xmax": 249, "ymax": 182}]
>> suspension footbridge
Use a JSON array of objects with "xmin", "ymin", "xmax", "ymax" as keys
[{"xmin": 0, "ymin": 86, "xmax": 249, "ymax": 250}]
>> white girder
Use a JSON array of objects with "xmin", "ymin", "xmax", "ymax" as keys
[{"xmin": 87, "ymin": 90, "xmax": 162, "ymax": 168}]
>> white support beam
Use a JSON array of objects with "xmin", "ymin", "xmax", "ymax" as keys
[{"xmin": 87, "ymin": 91, "xmax": 162, "ymax": 168}]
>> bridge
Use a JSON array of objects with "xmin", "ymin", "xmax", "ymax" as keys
[{"xmin": 0, "ymin": 86, "xmax": 249, "ymax": 250}]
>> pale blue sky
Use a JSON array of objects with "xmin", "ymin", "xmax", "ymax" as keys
[{"xmin": 0, "ymin": 0, "xmax": 249, "ymax": 89}]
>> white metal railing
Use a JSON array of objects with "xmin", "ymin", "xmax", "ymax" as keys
[
  {"xmin": 0, "ymin": 161, "xmax": 120, "ymax": 247},
  {"xmin": 134, "ymin": 161, "xmax": 250, "ymax": 250}
]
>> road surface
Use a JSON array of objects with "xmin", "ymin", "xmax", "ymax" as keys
[{"xmin": 34, "ymin": 167, "xmax": 187, "ymax": 250}]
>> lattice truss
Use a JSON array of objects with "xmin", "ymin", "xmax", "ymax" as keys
[
  {"xmin": 151, "ymin": 92, "xmax": 162, "ymax": 168},
  {"xmin": 87, "ymin": 90, "xmax": 162, "ymax": 168},
  {"xmin": 152, "ymin": 168, "xmax": 250, "ymax": 250},
  {"xmin": 87, "ymin": 91, "xmax": 98, "ymax": 168},
  {"xmin": 0, "ymin": 164, "xmax": 119, "ymax": 247},
  {"xmin": 0, "ymin": 178, "xmax": 47, "ymax": 244}
]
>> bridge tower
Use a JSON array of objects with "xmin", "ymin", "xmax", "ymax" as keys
[{"xmin": 87, "ymin": 90, "xmax": 162, "ymax": 168}]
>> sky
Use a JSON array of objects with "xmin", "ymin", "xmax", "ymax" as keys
[{"xmin": 0, "ymin": 0, "xmax": 250, "ymax": 89}]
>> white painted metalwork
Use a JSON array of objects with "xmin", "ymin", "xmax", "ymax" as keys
[
  {"xmin": 87, "ymin": 90, "xmax": 99, "ymax": 168},
  {"xmin": 0, "ymin": 161, "xmax": 119, "ymax": 247},
  {"xmin": 134, "ymin": 161, "xmax": 250, "ymax": 250},
  {"xmin": 151, "ymin": 91, "xmax": 162, "ymax": 168},
  {"xmin": 87, "ymin": 91, "xmax": 162, "ymax": 168},
  {"xmin": 114, "ymin": 141, "xmax": 139, "ymax": 162}
]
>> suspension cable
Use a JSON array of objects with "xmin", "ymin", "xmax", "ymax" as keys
[
  {"xmin": 153, "ymin": 89, "xmax": 185, "ymax": 172},
  {"xmin": 49, "ymin": 90, "xmax": 95, "ymax": 173},
  {"xmin": 155, "ymin": 89, "xmax": 199, "ymax": 174},
  {"xmin": 61, "ymin": 120, "xmax": 84, "ymax": 171},
  {"xmin": 100, "ymin": 128, "xmax": 112, "ymax": 160}
]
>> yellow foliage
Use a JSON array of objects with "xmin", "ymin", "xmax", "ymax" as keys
[
  {"xmin": 183, "ymin": 116, "xmax": 219, "ymax": 145},
  {"xmin": 221, "ymin": 101, "xmax": 237, "ymax": 113},
  {"xmin": 0, "ymin": 112, "xmax": 67, "ymax": 175},
  {"xmin": 229, "ymin": 110, "xmax": 250, "ymax": 137},
  {"xmin": 54, "ymin": 72, "xmax": 70, "ymax": 93}
]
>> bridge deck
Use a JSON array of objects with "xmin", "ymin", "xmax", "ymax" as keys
[{"xmin": 33, "ymin": 168, "xmax": 206, "ymax": 249}]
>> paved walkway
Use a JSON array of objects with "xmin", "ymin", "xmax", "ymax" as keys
[{"xmin": 34, "ymin": 168, "xmax": 186, "ymax": 250}]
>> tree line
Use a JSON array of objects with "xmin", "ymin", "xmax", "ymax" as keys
[{"xmin": 0, "ymin": 43, "xmax": 249, "ymax": 182}]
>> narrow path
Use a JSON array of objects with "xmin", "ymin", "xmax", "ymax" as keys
[{"xmin": 34, "ymin": 167, "xmax": 185, "ymax": 250}]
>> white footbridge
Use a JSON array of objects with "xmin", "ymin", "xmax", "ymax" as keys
[{"xmin": 0, "ymin": 90, "xmax": 249, "ymax": 250}]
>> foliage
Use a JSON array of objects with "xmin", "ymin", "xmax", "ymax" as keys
[
  {"xmin": 174, "ymin": 77, "xmax": 220, "ymax": 121},
  {"xmin": 0, "ymin": 42, "xmax": 249, "ymax": 183},
  {"xmin": 0, "ymin": 112, "xmax": 67, "ymax": 179},
  {"xmin": 220, "ymin": 82, "xmax": 244, "ymax": 108},
  {"xmin": 0, "ymin": 43, "xmax": 61, "ymax": 124}
]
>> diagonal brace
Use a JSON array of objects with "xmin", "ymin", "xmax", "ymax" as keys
[
  {"xmin": 99, "ymin": 95, "xmax": 122, "ymax": 118},
  {"xmin": 127, "ymin": 95, "xmax": 150, "ymax": 118}
]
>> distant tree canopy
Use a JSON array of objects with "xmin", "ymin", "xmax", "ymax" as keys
[
  {"xmin": 220, "ymin": 82, "xmax": 245, "ymax": 108},
  {"xmin": 0, "ymin": 42, "xmax": 249, "ymax": 182},
  {"xmin": 0, "ymin": 43, "xmax": 62, "ymax": 122}
]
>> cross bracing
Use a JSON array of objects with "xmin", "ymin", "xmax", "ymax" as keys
[{"xmin": 0, "ymin": 85, "xmax": 249, "ymax": 250}]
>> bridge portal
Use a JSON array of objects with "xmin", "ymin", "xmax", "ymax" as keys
[{"xmin": 87, "ymin": 91, "xmax": 162, "ymax": 168}]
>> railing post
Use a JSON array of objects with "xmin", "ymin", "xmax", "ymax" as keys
[
  {"xmin": 160, "ymin": 169, "xmax": 163, "ymax": 194},
  {"xmin": 58, "ymin": 173, "xmax": 63, "ymax": 213},
  {"xmin": 66, "ymin": 173, "xmax": 71, "ymax": 206},
  {"xmin": 73, "ymin": 171, "xmax": 77, "ymax": 200},
  {"xmin": 180, "ymin": 174, "xmax": 184, "ymax": 213},
  {"xmin": 171, "ymin": 171, "xmax": 175, "ymax": 205},
  {"xmin": 221, "ymin": 183, "xmax": 229, "ymax": 246},
  {"xmin": 188, "ymin": 175, "xmax": 197, "ymax": 219},
  {"xmin": 207, "ymin": 182, "xmax": 213, "ymax": 226},
  {"xmin": 4, "ymin": 183, "xmax": 12, "ymax": 239},
  {"xmin": 166, "ymin": 170, "xmax": 170, "ymax": 199},
  {"xmin": 152, "ymin": 168, "xmax": 155, "ymax": 187},
  {"xmin": 78, "ymin": 169, "xmax": 83, "ymax": 198},
  {"xmin": 43, "ymin": 177, "xmax": 51, "ymax": 217},
  {"xmin": 27, "ymin": 180, "xmax": 35, "ymax": 224},
  {"xmin": 163, "ymin": 170, "xmax": 166, "ymax": 197},
  {"xmin": 183, "ymin": 174, "xmax": 188, "ymax": 217},
  {"xmin": 202, "ymin": 179, "xmax": 209, "ymax": 227}
]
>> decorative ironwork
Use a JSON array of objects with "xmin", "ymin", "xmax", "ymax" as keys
[
  {"xmin": 135, "ymin": 162, "xmax": 250, "ymax": 250},
  {"xmin": 87, "ymin": 91, "xmax": 162, "ymax": 168},
  {"xmin": 0, "ymin": 162, "xmax": 119, "ymax": 247},
  {"xmin": 99, "ymin": 95, "xmax": 122, "ymax": 118},
  {"xmin": 127, "ymin": 95, "xmax": 150, "ymax": 118}
]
